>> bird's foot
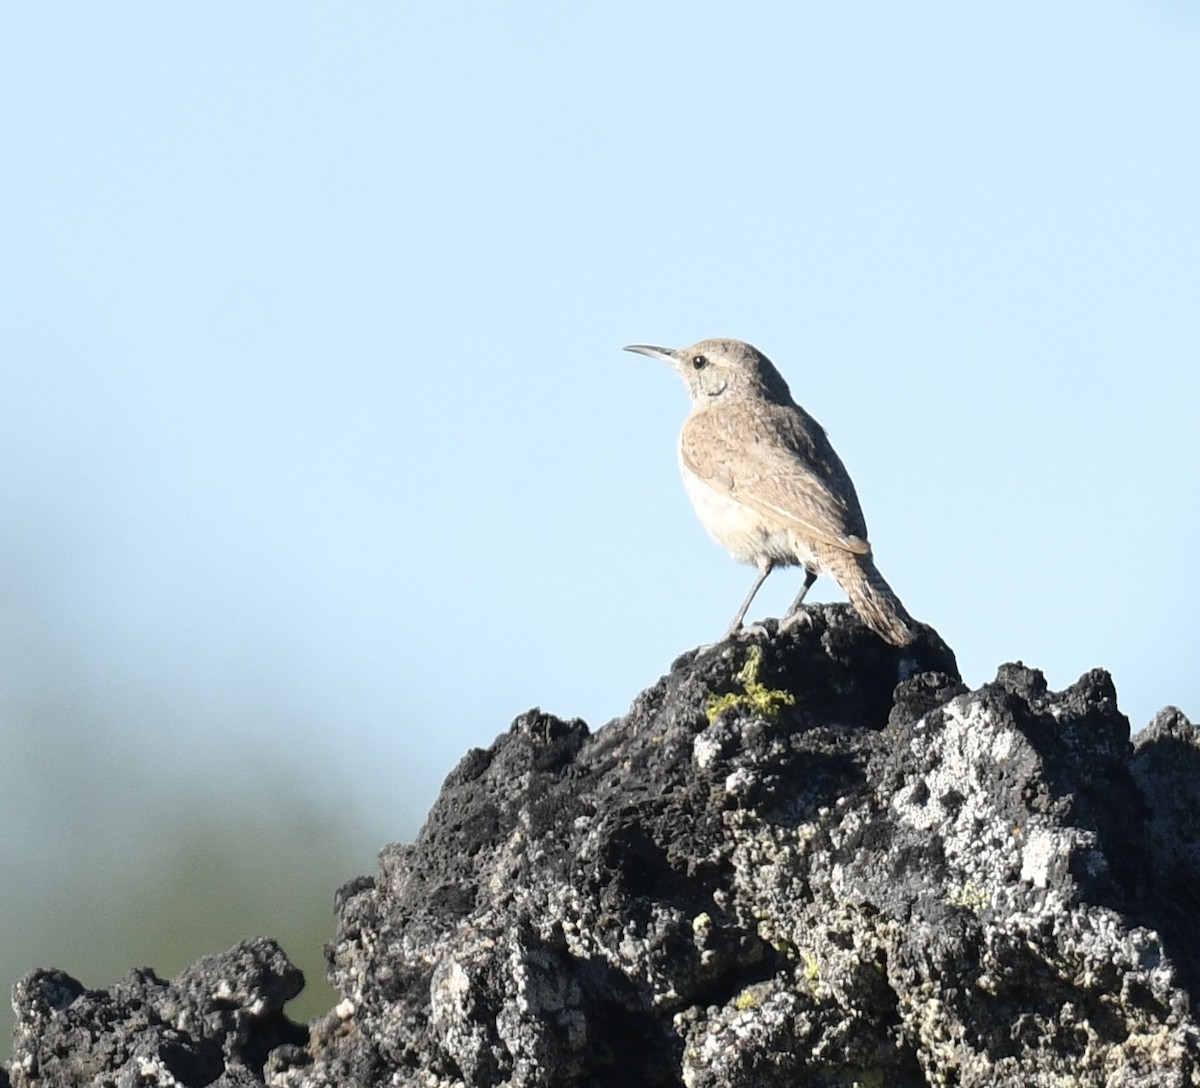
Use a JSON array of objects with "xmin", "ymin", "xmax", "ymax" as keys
[
  {"xmin": 690, "ymin": 620, "xmax": 772, "ymax": 663},
  {"xmin": 736, "ymin": 622, "xmax": 771, "ymax": 639},
  {"xmin": 719, "ymin": 618, "xmax": 772, "ymax": 641},
  {"xmin": 778, "ymin": 609, "xmax": 814, "ymax": 634}
]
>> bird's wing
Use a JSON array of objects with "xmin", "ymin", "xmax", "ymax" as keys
[{"xmin": 680, "ymin": 401, "xmax": 872, "ymax": 555}]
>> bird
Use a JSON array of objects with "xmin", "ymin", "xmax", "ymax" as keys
[{"xmin": 625, "ymin": 338, "xmax": 915, "ymax": 646}]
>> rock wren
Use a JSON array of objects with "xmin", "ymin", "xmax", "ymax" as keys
[{"xmin": 626, "ymin": 338, "xmax": 915, "ymax": 646}]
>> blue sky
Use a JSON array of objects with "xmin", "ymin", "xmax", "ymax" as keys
[{"xmin": 2, "ymin": 1, "xmax": 1198, "ymax": 906}]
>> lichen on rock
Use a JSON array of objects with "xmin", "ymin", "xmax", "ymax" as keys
[{"xmin": 7, "ymin": 604, "xmax": 1200, "ymax": 1087}]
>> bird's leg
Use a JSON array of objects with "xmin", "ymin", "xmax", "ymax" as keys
[
  {"xmin": 724, "ymin": 560, "xmax": 774, "ymax": 638},
  {"xmin": 779, "ymin": 568, "xmax": 819, "ymax": 633},
  {"xmin": 785, "ymin": 568, "xmax": 819, "ymax": 615}
]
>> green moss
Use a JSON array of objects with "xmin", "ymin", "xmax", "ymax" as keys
[
  {"xmin": 732, "ymin": 988, "xmax": 761, "ymax": 1011},
  {"xmin": 771, "ymin": 936, "xmax": 798, "ymax": 960},
  {"xmin": 706, "ymin": 645, "xmax": 796, "ymax": 724},
  {"xmin": 946, "ymin": 881, "xmax": 990, "ymax": 914}
]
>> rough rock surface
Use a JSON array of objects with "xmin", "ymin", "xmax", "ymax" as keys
[
  {"xmin": 5, "ymin": 938, "xmax": 304, "ymax": 1087},
  {"xmin": 7, "ymin": 604, "xmax": 1200, "ymax": 1087}
]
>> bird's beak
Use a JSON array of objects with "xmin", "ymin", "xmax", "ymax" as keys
[{"xmin": 623, "ymin": 344, "xmax": 678, "ymax": 363}]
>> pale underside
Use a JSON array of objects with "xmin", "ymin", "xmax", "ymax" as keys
[{"xmin": 678, "ymin": 398, "xmax": 871, "ymax": 570}]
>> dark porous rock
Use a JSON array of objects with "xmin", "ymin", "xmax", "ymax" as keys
[
  {"xmin": 1130, "ymin": 707, "xmax": 1200, "ymax": 993},
  {"xmin": 6, "ymin": 938, "xmax": 304, "ymax": 1088},
  {"xmin": 9, "ymin": 603, "xmax": 1200, "ymax": 1087}
]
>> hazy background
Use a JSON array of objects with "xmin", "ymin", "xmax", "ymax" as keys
[{"xmin": 2, "ymin": 1, "xmax": 1198, "ymax": 1054}]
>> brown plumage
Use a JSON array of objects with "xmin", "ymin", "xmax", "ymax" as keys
[{"xmin": 626, "ymin": 338, "xmax": 915, "ymax": 646}]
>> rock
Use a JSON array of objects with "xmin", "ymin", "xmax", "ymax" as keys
[
  {"xmin": 7, "ymin": 604, "xmax": 1200, "ymax": 1086},
  {"xmin": 5, "ymin": 938, "xmax": 304, "ymax": 1088}
]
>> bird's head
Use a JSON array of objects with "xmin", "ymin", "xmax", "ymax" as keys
[{"xmin": 624, "ymin": 338, "xmax": 793, "ymax": 407}]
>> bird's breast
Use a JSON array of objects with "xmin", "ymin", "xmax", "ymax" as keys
[{"xmin": 677, "ymin": 453, "xmax": 822, "ymax": 571}]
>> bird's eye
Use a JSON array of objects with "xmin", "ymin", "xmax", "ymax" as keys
[{"xmin": 691, "ymin": 355, "xmax": 708, "ymax": 370}]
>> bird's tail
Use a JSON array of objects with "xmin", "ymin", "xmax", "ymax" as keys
[{"xmin": 830, "ymin": 550, "xmax": 916, "ymax": 647}]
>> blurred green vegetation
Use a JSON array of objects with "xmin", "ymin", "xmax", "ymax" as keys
[
  {"xmin": 0, "ymin": 774, "xmax": 386, "ymax": 1062},
  {"xmin": 0, "ymin": 533, "xmax": 415, "ymax": 1062}
]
